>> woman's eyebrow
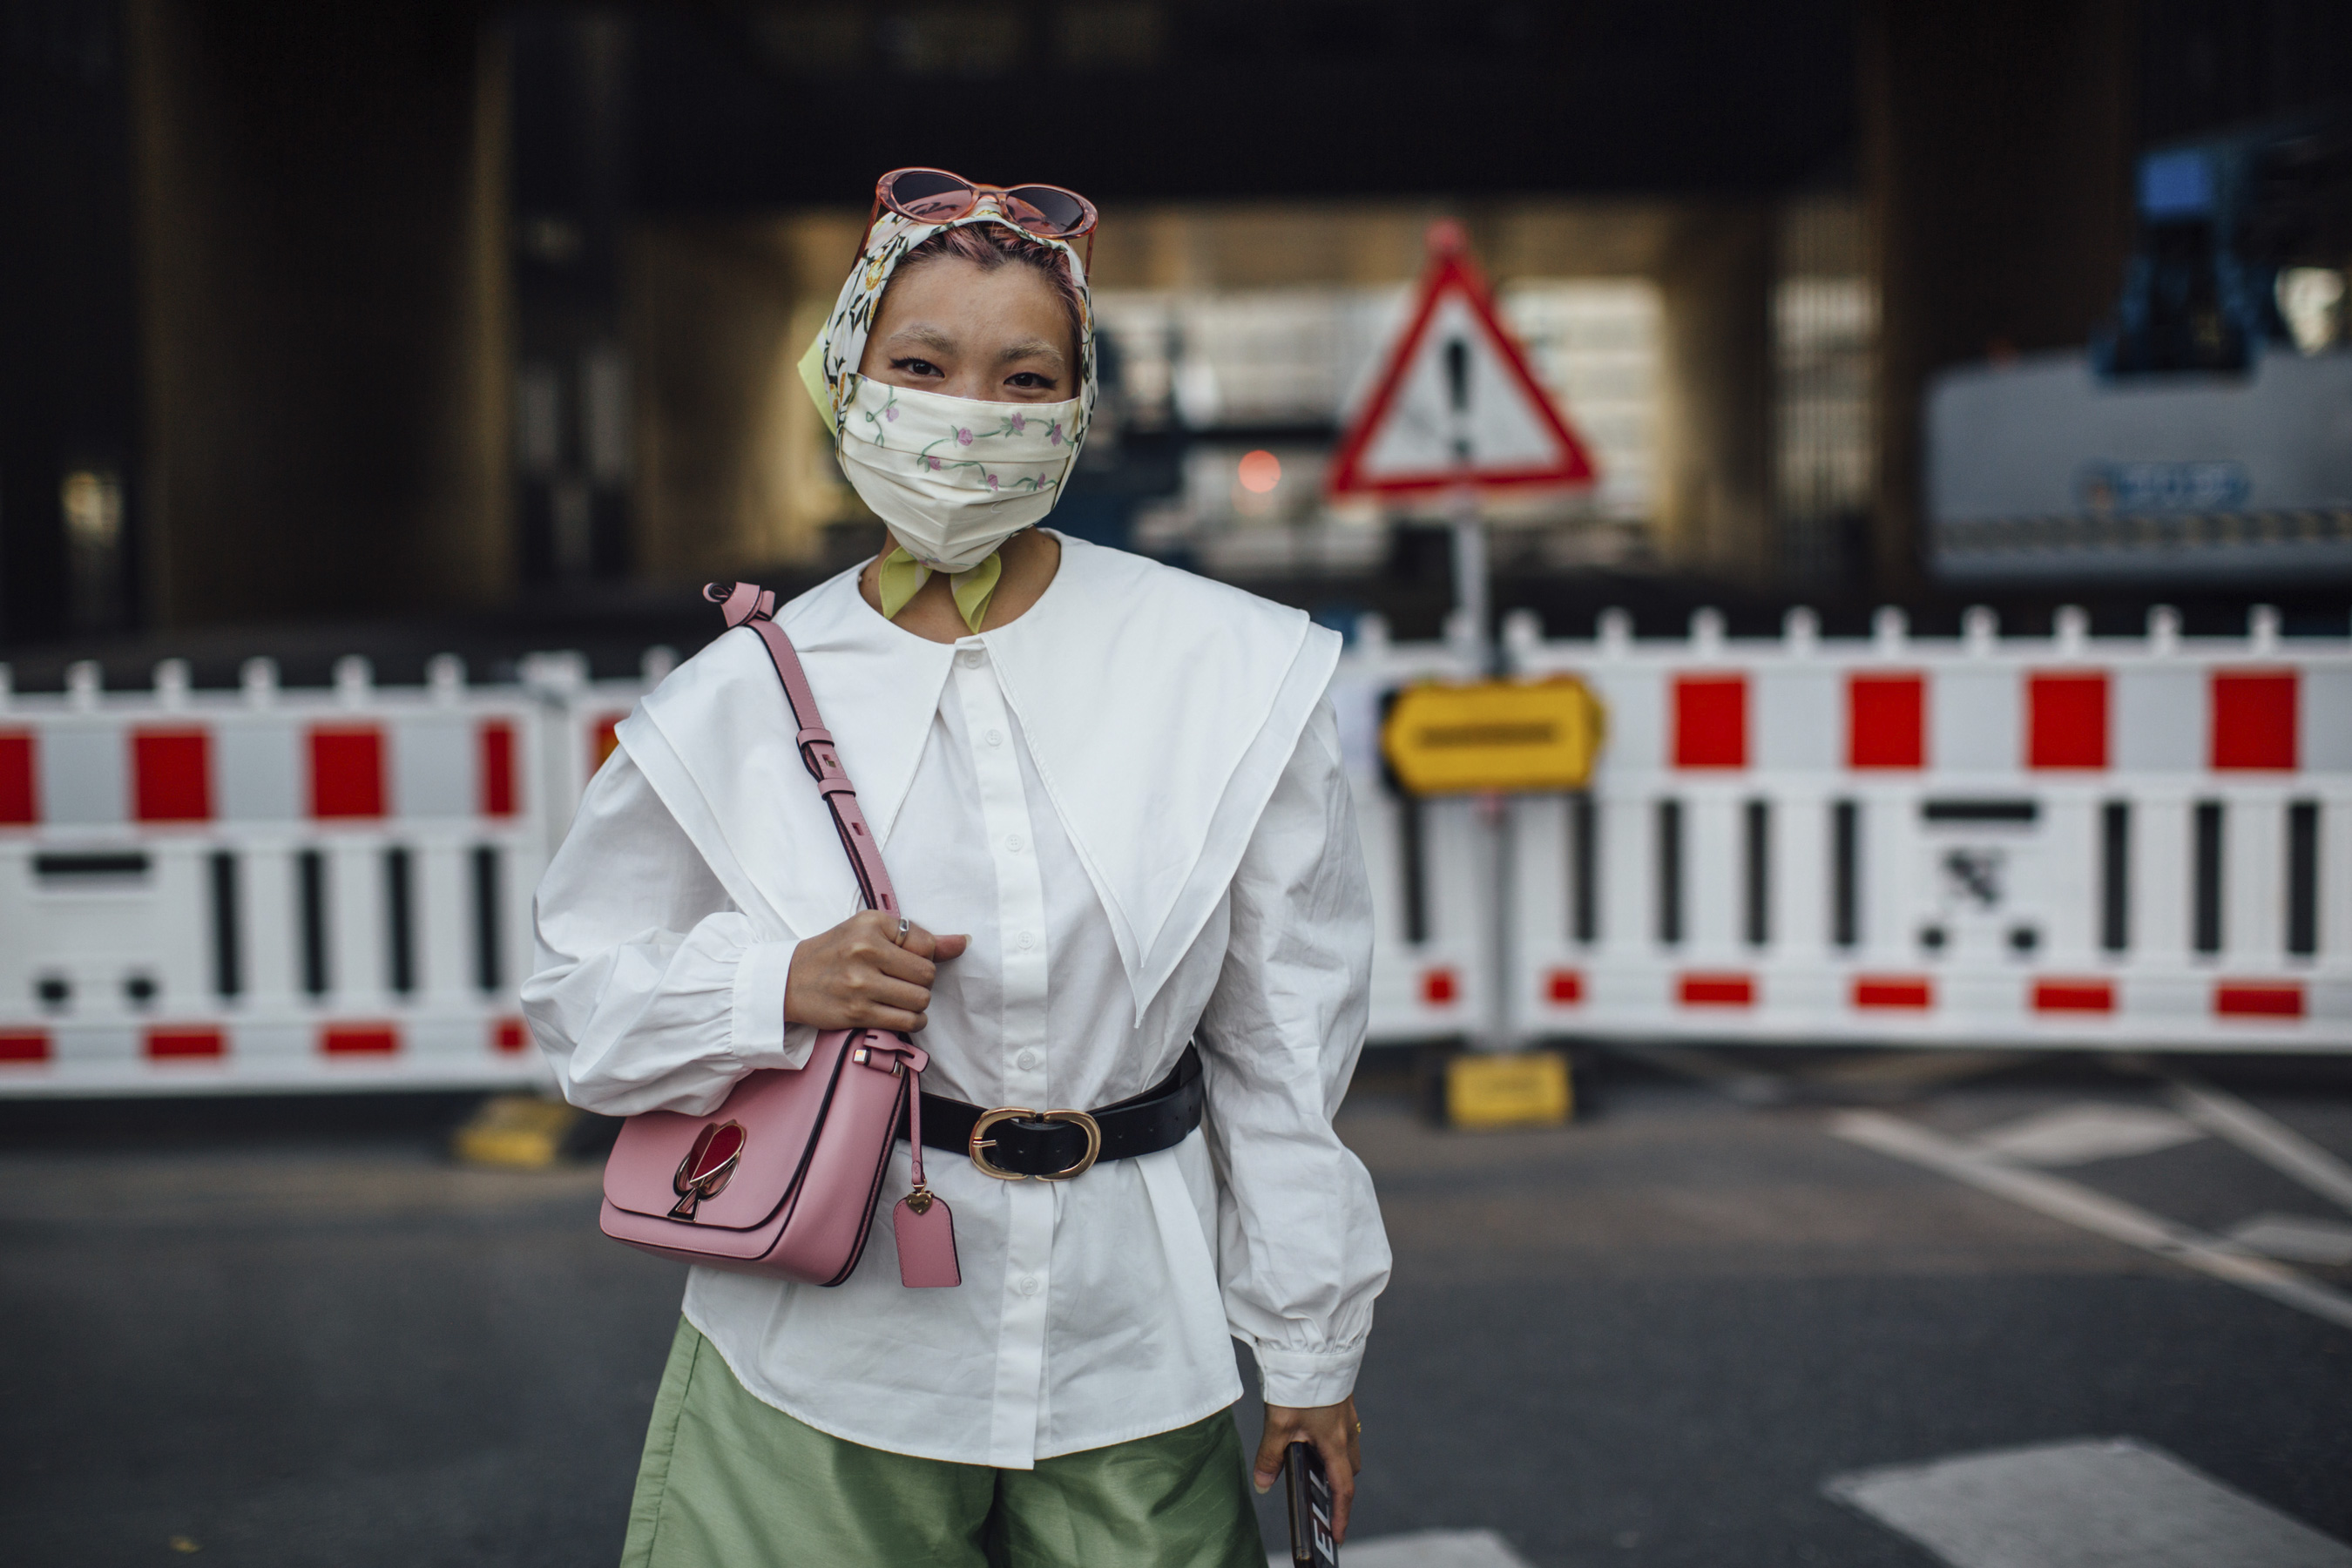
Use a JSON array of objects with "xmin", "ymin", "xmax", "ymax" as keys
[
  {"xmin": 997, "ymin": 337, "xmax": 1066, "ymax": 371},
  {"xmin": 885, "ymin": 324, "xmax": 958, "ymax": 355}
]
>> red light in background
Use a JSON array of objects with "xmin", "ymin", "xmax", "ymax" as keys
[{"xmin": 1238, "ymin": 449, "xmax": 1281, "ymax": 494}]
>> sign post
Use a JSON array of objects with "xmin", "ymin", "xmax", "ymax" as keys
[{"xmin": 1330, "ymin": 222, "xmax": 1601, "ymax": 1061}]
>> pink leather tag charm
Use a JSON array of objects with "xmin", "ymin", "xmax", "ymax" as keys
[{"xmin": 894, "ymin": 1189, "xmax": 960, "ymax": 1288}]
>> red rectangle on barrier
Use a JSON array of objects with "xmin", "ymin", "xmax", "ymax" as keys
[
  {"xmin": 0, "ymin": 732, "xmax": 35, "ymax": 824},
  {"xmin": 2027, "ymin": 674, "xmax": 2108, "ymax": 769},
  {"xmin": 2031, "ymin": 978, "xmax": 2116, "ymax": 1014},
  {"xmin": 2210, "ymin": 672, "xmax": 2297, "ymax": 772},
  {"xmin": 592, "ymin": 713, "xmax": 625, "ymax": 773},
  {"xmin": 132, "ymin": 729, "xmax": 213, "ymax": 822},
  {"xmin": 1853, "ymin": 976, "xmax": 1933, "ymax": 1010},
  {"xmin": 1848, "ymin": 675, "xmax": 1925, "ymax": 769},
  {"xmin": 1673, "ymin": 676, "xmax": 1747, "ymax": 769},
  {"xmin": 1678, "ymin": 972, "xmax": 1756, "ymax": 1007},
  {"xmin": 493, "ymin": 1017, "xmax": 531, "ymax": 1054},
  {"xmin": 309, "ymin": 727, "xmax": 386, "ymax": 819},
  {"xmin": 1546, "ymin": 969, "xmax": 1584, "ymax": 1004},
  {"xmin": 1421, "ymin": 968, "xmax": 1459, "ymax": 1005},
  {"xmin": 2215, "ymin": 982, "xmax": 2304, "ymax": 1018},
  {"xmin": 0, "ymin": 1031, "xmax": 51, "ymax": 1064},
  {"xmin": 479, "ymin": 720, "xmax": 517, "ymax": 817},
  {"xmin": 322, "ymin": 1024, "xmax": 399, "ymax": 1056},
  {"xmin": 145, "ymin": 1027, "xmax": 225, "ymax": 1059}
]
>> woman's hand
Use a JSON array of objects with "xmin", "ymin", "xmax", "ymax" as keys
[
  {"xmin": 783, "ymin": 911, "xmax": 967, "ymax": 1033},
  {"xmin": 1253, "ymin": 1397, "xmax": 1362, "ymax": 1544}
]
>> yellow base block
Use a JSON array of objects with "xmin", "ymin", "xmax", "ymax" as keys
[
  {"xmin": 452, "ymin": 1093, "xmax": 583, "ymax": 1169},
  {"xmin": 1445, "ymin": 1050, "xmax": 1572, "ymax": 1129}
]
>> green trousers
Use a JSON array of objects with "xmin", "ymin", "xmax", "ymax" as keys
[{"xmin": 621, "ymin": 1320, "xmax": 1267, "ymax": 1568}]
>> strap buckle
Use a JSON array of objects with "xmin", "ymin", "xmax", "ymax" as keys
[{"xmin": 968, "ymin": 1107, "xmax": 1103, "ymax": 1181}]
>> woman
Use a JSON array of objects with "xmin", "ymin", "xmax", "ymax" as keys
[{"xmin": 524, "ymin": 170, "xmax": 1389, "ymax": 1567}]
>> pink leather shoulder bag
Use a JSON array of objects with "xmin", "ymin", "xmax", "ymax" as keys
[{"xmin": 598, "ymin": 581, "xmax": 961, "ymax": 1289}]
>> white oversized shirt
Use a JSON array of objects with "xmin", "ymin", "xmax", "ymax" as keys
[{"xmin": 523, "ymin": 536, "xmax": 1390, "ymax": 1469}]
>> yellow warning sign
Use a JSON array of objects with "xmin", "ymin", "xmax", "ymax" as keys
[
  {"xmin": 1381, "ymin": 678, "xmax": 1605, "ymax": 795},
  {"xmin": 1445, "ymin": 1050, "xmax": 1573, "ymax": 1129}
]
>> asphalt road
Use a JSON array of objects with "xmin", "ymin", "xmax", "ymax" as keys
[{"xmin": 3, "ymin": 1047, "xmax": 2349, "ymax": 1567}]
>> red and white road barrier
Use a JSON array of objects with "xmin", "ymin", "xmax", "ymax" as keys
[
  {"xmin": 0, "ymin": 656, "xmax": 547, "ymax": 1094},
  {"xmin": 7, "ymin": 599, "xmax": 2343, "ymax": 1095},
  {"xmin": 1498, "ymin": 605, "xmax": 2351, "ymax": 1051}
]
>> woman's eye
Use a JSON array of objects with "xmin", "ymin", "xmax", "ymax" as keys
[
  {"xmin": 1005, "ymin": 373, "xmax": 1057, "ymax": 390},
  {"xmin": 891, "ymin": 357, "xmax": 943, "ymax": 378}
]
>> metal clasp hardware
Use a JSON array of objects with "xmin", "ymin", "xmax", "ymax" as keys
[
  {"xmin": 969, "ymin": 1107, "xmax": 1103, "ymax": 1181},
  {"xmin": 670, "ymin": 1120, "xmax": 747, "ymax": 1220},
  {"xmin": 850, "ymin": 1046, "xmax": 904, "ymax": 1076}
]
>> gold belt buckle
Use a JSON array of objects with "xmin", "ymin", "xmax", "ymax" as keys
[{"xmin": 969, "ymin": 1106, "xmax": 1103, "ymax": 1181}]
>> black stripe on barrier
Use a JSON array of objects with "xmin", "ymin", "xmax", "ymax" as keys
[
  {"xmin": 2194, "ymin": 801, "xmax": 2225, "ymax": 955},
  {"xmin": 471, "ymin": 845, "xmax": 504, "ymax": 993},
  {"xmin": 33, "ymin": 850, "xmax": 150, "ymax": 879},
  {"xmin": 2100, "ymin": 801, "xmax": 2131, "ymax": 954},
  {"xmin": 297, "ymin": 848, "xmax": 329, "ymax": 997},
  {"xmin": 2288, "ymin": 801, "xmax": 2319, "ymax": 957},
  {"xmin": 383, "ymin": 848, "xmax": 415, "ymax": 996},
  {"xmin": 1831, "ymin": 800, "xmax": 1860, "ymax": 950},
  {"xmin": 209, "ymin": 851, "xmax": 242, "ymax": 998},
  {"xmin": 1655, "ymin": 799, "xmax": 1683, "ymax": 946},
  {"xmin": 1922, "ymin": 798, "xmax": 2039, "ymax": 823},
  {"xmin": 1396, "ymin": 798, "xmax": 1428, "ymax": 947},
  {"xmin": 1571, "ymin": 794, "xmax": 1598, "ymax": 945},
  {"xmin": 1743, "ymin": 799, "xmax": 1770, "ymax": 948}
]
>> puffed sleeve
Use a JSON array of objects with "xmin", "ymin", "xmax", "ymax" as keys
[
  {"xmin": 1197, "ymin": 697, "xmax": 1391, "ymax": 1409},
  {"xmin": 521, "ymin": 742, "xmax": 817, "ymax": 1118}
]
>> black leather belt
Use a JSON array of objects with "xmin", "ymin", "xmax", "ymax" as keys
[{"xmin": 898, "ymin": 1044, "xmax": 1203, "ymax": 1180}]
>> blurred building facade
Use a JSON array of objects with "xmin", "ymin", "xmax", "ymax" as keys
[{"xmin": 1, "ymin": 0, "xmax": 2346, "ymax": 646}]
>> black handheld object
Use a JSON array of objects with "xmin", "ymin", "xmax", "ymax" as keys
[{"xmin": 1283, "ymin": 1441, "xmax": 1340, "ymax": 1566}]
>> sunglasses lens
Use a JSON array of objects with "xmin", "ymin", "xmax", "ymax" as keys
[
  {"xmin": 886, "ymin": 170, "xmax": 975, "ymax": 220},
  {"xmin": 1004, "ymin": 186, "xmax": 1090, "ymax": 236}
]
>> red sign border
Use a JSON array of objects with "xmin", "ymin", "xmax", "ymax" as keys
[{"xmin": 1326, "ymin": 229, "xmax": 1598, "ymax": 497}]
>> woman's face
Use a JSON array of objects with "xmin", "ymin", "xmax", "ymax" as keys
[{"xmin": 856, "ymin": 256, "xmax": 1078, "ymax": 404}]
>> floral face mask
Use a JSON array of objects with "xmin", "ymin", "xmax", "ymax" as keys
[{"xmin": 833, "ymin": 375, "xmax": 1081, "ymax": 573}]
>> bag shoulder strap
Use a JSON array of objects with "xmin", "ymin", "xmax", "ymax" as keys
[{"xmin": 705, "ymin": 581, "xmax": 899, "ymax": 919}]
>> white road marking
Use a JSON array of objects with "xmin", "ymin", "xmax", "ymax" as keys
[
  {"xmin": 1969, "ymin": 1103, "xmax": 2205, "ymax": 1166},
  {"xmin": 1827, "ymin": 1436, "xmax": 2352, "ymax": 1568},
  {"xmin": 2166, "ymin": 1078, "xmax": 2352, "ymax": 1217},
  {"xmin": 1833, "ymin": 1111, "xmax": 2352, "ymax": 1332},
  {"xmin": 1267, "ymin": 1530, "xmax": 1531, "ymax": 1567},
  {"xmin": 2226, "ymin": 1213, "xmax": 2352, "ymax": 1267}
]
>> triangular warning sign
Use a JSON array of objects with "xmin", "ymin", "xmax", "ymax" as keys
[{"xmin": 1327, "ymin": 221, "xmax": 1598, "ymax": 497}]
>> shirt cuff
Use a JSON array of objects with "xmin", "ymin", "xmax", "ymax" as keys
[
  {"xmin": 1251, "ymin": 1343, "xmax": 1363, "ymax": 1409},
  {"xmin": 729, "ymin": 939, "xmax": 813, "ymax": 1070}
]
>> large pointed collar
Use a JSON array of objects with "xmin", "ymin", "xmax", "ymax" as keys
[{"xmin": 618, "ymin": 534, "xmax": 1340, "ymax": 1018}]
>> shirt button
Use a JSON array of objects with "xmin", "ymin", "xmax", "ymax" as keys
[
  {"xmin": 1004, "ymin": 833, "xmax": 1024, "ymax": 853},
  {"xmin": 1017, "ymin": 1275, "xmax": 1041, "ymax": 1297},
  {"xmin": 986, "ymin": 728, "xmax": 1004, "ymax": 747},
  {"xmin": 1016, "ymin": 1048, "xmax": 1042, "ymax": 1071},
  {"xmin": 959, "ymin": 649, "xmax": 983, "ymax": 669},
  {"xmin": 1016, "ymin": 930, "xmax": 1036, "ymax": 951}
]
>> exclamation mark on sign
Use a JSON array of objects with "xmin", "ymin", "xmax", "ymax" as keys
[{"xmin": 1446, "ymin": 337, "xmax": 1471, "ymax": 468}]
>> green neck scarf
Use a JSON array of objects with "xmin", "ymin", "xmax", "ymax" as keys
[{"xmin": 876, "ymin": 544, "xmax": 1003, "ymax": 636}]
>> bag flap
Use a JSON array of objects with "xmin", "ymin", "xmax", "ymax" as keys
[{"xmin": 602, "ymin": 1033, "xmax": 860, "ymax": 1230}]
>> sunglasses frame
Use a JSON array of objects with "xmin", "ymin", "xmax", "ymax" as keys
[{"xmin": 863, "ymin": 166, "xmax": 1098, "ymax": 269}]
